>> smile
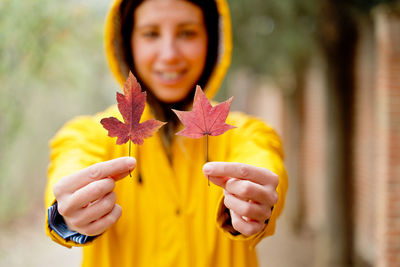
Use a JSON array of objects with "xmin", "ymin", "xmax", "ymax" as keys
[{"xmin": 155, "ymin": 70, "xmax": 186, "ymax": 83}]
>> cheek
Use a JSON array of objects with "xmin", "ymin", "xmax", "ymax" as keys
[
  {"xmin": 133, "ymin": 41, "xmax": 153, "ymax": 71},
  {"xmin": 183, "ymin": 41, "xmax": 208, "ymax": 69}
]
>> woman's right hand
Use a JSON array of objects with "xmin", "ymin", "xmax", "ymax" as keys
[{"xmin": 52, "ymin": 157, "xmax": 136, "ymax": 236}]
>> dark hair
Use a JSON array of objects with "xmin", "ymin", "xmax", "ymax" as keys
[
  {"xmin": 119, "ymin": 0, "xmax": 220, "ymax": 153},
  {"xmin": 120, "ymin": 0, "xmax": 219, "ymax": 93}
]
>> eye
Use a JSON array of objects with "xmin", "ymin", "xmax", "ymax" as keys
[
  {"xmin": 142, "ymin": 30, "xmax": 159, "ymax": 39},
  {"xmin": 178, "ymin": 29, "xmax": 197, "ymax": 39}
]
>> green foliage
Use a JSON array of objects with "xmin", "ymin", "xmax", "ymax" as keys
[
  {"xmin": 228, "ymin": 0, "xmax": 318, "ymax": 77},
  {"xmin": 0, "ymin": 0, "xmax": 117, "ymax": 223}
]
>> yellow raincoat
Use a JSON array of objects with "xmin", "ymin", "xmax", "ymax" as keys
[{"xmin": 44, "ymin": 0, "xmax": 288, "ymax": 266}]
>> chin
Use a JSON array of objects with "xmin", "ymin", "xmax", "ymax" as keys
[
  {"xmin": 158, "ymin": 95, "xmax": 185, "ymax": 103},
  {"xmin": 154, "ymin": 88, "xmax": 191, "ymax": 103}
]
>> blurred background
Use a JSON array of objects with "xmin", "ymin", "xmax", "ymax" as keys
[{"xmin": 1, "ymin": 0, "xmax": 400, "ymax": 266}]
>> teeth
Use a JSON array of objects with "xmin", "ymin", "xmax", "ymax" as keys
[{"xmin": 160, "ymin": 72, "xmax": 180, "ymax": 80}]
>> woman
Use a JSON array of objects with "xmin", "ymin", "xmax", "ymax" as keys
[{"xmin": 45, "ymin": 0, "xmax": 288, "ymax": 266}]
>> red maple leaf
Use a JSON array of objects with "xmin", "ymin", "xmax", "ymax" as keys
[
  {"xmin": 172, "ymin": 85, "xmax": 236, "ymax": 138},
  {"xmin": 100, "ymin": 72, "xmax": 166, "ymax": 146}
]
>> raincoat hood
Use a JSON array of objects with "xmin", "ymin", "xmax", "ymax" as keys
[{"xmin": 104, "ymin": 0, "xmax": 232, "ymax": 100}]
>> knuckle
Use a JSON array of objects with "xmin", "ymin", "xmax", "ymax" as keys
[
  {"xmin": 272, "ymin": 192, "xmax": 279, "ymax": 205},
  {"xmin": 107, "ymin": 178, "xmax": 116, "ymax": 190},
  {"xmin": 242, "ymin": 223, "xmax": 262, "ymax": 237},
  {"xmin": 68, "ymin": 216, "xmax": 83, "ymax": 228},
  {"xmin": 109, "ymin": 191, "xmax": 117, "ymax": 202},
  {"xmin": 221, "ymin": 164, "xmax": 228, "ymax": 174},
  {"xmin": 57, "ymin": 202, "xmax": 71, "ymax": 216},
  {"xmin": 83, "ymin": 226, "xmax": 98, "ymax": 237},
  {"xmin": 114, "ymin": 204, "xmax": 122, "ymax": 217},
  {"xmin": 240, "ymin": 203, "xmax": 252, "ymax": 216},
  {"xmin": 88, "ymin": 164, "xmax": 102, "ymax": 180},
  {"xmin": 53, "ymin": 183, "xmax": 62, "ymax": 198},
  {"xmin": 231, "ymin": 215, "xmax": 241, "ymax": 229},
  {"xmin": 238, "ymin": 164, "xmax": 250, "ymax": 178},
  {"xmin": 242, "ymin": 227, "xmax": 254, "ymax": 237},
  {"xmin": 234, "ymin": 222, "xmax": 250, "ymax": 236},
  {"xmin": 253, "ymin": 223, "xmax": 264, "ymax": 234},
  {"xmin": 107, "ymin": 208, "xmax": 121, "ymax": 225},
  {"xmin": 265, "ymin": 187, "xmax": 278, "ymax": 205},
  {"xmin": 102, "ymin": 178, "xmax": 116, "ymax": 193},
  {"xmin": 225, "ymin": 179, "xmax": 233, "ymax": 190},
  {"xmin": 238, "ymin": 181, "xmax": 252, "ymax": 198},
  {"xmin": 271, "ymin": 173, "xmax": 279, "ymax": 188},
  {"xmin": 91, "ymin": 183, "xmax": 105, "ymax": 198},
  {"xmin": 103, "ymin": 197, "xmax": 115, "ymax": 212},
  {"xmin": 256, "ymin": 222, "xmax": 265, "ymax": 232},
  {"xmin": 223, "ymin": 196, "xmax": 230, "ymax": 209},
  {"xmin": 108, "ymin": 213, "xmax": 118, "ymax": 226}
]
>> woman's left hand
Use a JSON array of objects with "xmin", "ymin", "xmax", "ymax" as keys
[{"xmin": 203, "ymin": 162, "xmax": 279, "ymax": 237}]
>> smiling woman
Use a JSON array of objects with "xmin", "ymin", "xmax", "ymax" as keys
[{"xmin": 44, "ymin": 0, "xmax": 288, "ymax": 266}]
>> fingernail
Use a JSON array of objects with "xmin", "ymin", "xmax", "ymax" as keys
[
  {"xmin": 203, "ymin": 164, "xmax": 212, "ymax": 175},
  {"xmin": 126, "ymin": 157, "xmax": 136, "ymax": 167}
]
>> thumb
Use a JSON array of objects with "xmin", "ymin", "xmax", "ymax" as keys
[
  {"xmin": 111, "ymin": 157, "xmax": 136, "ymax": 181},
  {"xmin": 203, "ymin": 163, "xmax": 229, "ymax": 188}
]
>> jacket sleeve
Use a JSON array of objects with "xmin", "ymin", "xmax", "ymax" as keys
[
  {"xmin": 215, "ymin": 112, "xmax": 288, "ymax": 249},
  {"xmin": 44, "ymin": 114, "xmax": 111, "ymax": 248}
]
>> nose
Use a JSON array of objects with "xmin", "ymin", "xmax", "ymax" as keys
[{"xmin": 159, "ymin": 36, "xmax": 180, "ymax": 63}]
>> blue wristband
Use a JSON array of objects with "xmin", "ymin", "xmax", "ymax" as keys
[{"xmin": 47, "ymin": 202, "xmax": 97, "ymax": 244}]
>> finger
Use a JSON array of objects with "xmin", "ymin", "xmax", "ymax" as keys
[
  {"xmin": 70, "ymin": 178, "xmax": 115, "ymax": 209},
  {"xmin": 203, "ymin": 173, "xmax": 230, "ymax": 189},
  {"xmin": 59, "ymin": 157, "xmax": 136, "ymax": 193},
  {"xmin": 224, "ymin": 191, "xmax": 270, "ymax": 222},
  {"xmin": 69, "ymin": 192, "xmax": 117, "ymax": 228},
  {"xmin": 203, "ymin": 162, "xmax": 278, "ymax": 186},
  {"xmin": 230, "ymin": 210, "xmax": 265, "ymax": 237},
  {"xmin": 80, "ymin": 204, "xmax": 122, "ymax": 236},
  {"xmin": 225, "ymin": 178, "xmax": 278, "ymax": 206},
  {"xmin": 57, "ymin": 178, "xmax": 115, "ymax": 217}
]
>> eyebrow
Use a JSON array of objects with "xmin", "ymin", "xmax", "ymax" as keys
[{"xmin": 135, "ymin": 22, "xmax": 203, "ymax": 29}]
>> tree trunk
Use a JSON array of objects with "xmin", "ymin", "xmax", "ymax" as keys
[
  {"xmin": 315, "ymin": 1, "xmax": 357, "ymax": 266},
  {"xmin": 282, "ymin": 70, "xmax": 305, "ymax": 232}
]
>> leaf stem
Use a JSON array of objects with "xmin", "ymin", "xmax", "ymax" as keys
[
  {"xmin": 128, "ymin": 139, "xmax": 132, "ymax": 177},
  {"xmin": 206, "ymin": 134, "xmax": 209, "ymax": 186},
  {"xmin": 129, "ymin": 92, "xmax": 133, "ymax": 178}
]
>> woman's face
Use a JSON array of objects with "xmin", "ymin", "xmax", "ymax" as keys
[{"xmin": 132, "ymin": 0, "xmax": 208, "ymax": 103}]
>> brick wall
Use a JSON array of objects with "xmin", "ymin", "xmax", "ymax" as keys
[
  {"xmin": 301, "ymin": 59, "xmax": 327, "ymax": 232},
  {"xmin": 374, "ymin": 8, "xmax": 400, "ymax": 267},
  {"xmin": 235, "ymin": 7, "xmax": 400, "ymax": 266},
  {"xmin": 297, "ymin": 8, "xmax": 400, "ymax": 266},
  {"xmin": 353, "ymin": 17, "xmax": 377, "ymax": 264}
]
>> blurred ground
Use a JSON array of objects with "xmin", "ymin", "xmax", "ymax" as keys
[
  {"xmin": 0, "ymin": 209, "xmax": 313, "ymax": 267},
  {"xmin": 257, "ymin": 212, "xmax": 314, "ymax": 267},
  {"xmin": 0, "ymin": 209, "xmax": 81, "ymax": 267}
]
